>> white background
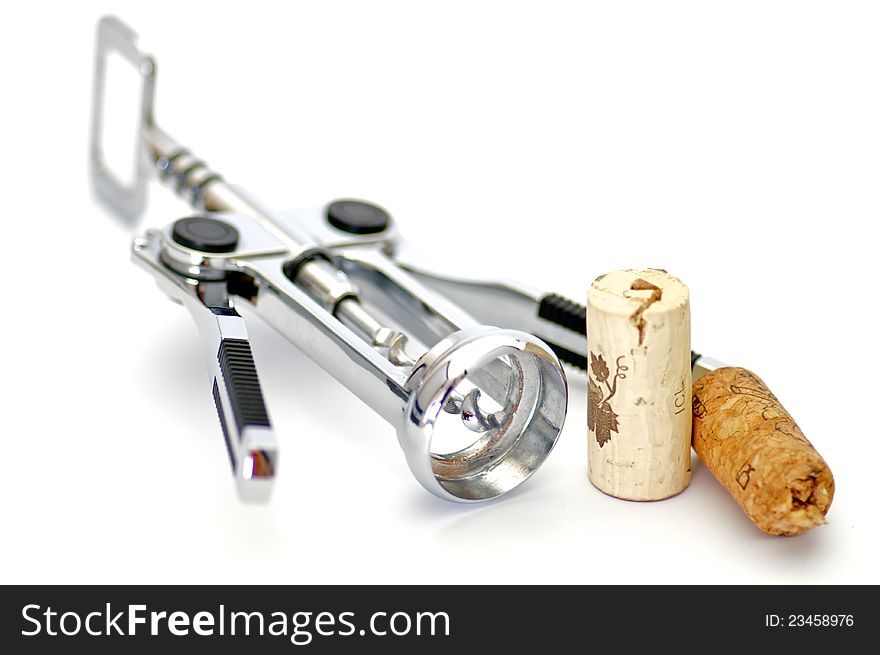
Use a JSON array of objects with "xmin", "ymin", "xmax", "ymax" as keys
[{"xmin": 2, "ymin": 1, "xmax": 878, "ymax": 584}]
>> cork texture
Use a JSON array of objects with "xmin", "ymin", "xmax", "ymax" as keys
[
  {"xmin": 587, "ymin": 269, "xmax": 692, "ymax": 500},
  {"xmin": 692, "ymin": 367, "xmax": 834, "ymax": 536}
]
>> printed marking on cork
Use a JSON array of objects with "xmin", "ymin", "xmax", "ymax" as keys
[
  {"xmin": 587, "ymin": 352, "xmax": 627, "ymax": 448},
  {"xmin": 586, "ymin": 269, "xmax": 692, "ymax": 501}
]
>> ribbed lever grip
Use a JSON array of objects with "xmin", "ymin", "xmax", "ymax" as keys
[
  {"xmin": 538, "ymin": 293, "xmax": 587, "ymax": 334},
  {"xmin": 537, "ymin": 294, "xmax": 588, "ymax": 370},
  {"xmin": 210, "ymin": 328, "xmax": 276, "ymax": 493},
  {"xmin": 217, "ymin": 338, "xmax": 271, "ymax": 433},
  {"xmin": 194, "ymin": 306, "xmax": 276, "ymax": 502}
]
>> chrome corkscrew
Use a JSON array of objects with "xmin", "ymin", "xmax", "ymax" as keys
[
  {"xmin": 90, "ymin": 16, "xmax": 734, "ymax": 505},
  {"xmin": 91, "ymin": 16, "xmax": 571, "ymax": 503}
]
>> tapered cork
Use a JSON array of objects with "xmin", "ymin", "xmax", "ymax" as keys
[
  {"xmin": 692, "ymin": 367, "xmax": 834, "ymax": 536},
  {"xmin": 587, "ymin": 269, "xmax": 692, "ymax": 500}
]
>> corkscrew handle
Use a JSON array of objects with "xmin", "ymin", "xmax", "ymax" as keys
[
  {"xmin": 393, "ymin": 260, "xmax": 719, "ymax": 377},
  {"xmin": 90, "ymin": 16, "xmax": 156, "ymax": 222}
]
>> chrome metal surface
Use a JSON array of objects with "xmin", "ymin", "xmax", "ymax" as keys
[
  {"xmin": 396, "ymin": 259, "xmax": 588, "ymax": 358},
  {"xmin": 90, "ymin": 16, "xmax": 155, "ymax": 222},
  {"xmin": 292, "ymin": 259, "xmax": 357, "ymax": 312},
  {"xmin": 158, "ymin": 211, "xmax": 287, "ymax": 280},
  {"xmin": 693, "ymin": 355, "xmax": 726, "ymax": 380},
  {"xmin": 401, "ymin": 328, "xmax": 567, "ymax": 501}
]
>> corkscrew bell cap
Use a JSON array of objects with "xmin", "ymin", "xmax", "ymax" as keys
[{"xmin": 400, "ymin": 328, "xmax": 568, "ymax": 501}]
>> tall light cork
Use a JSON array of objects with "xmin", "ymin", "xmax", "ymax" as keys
[{"xmin": 586, "ymin": 269, "xmax": 692, "ymax": 500}]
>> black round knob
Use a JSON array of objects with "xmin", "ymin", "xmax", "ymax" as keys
[
  {"xmin": 326, "ymin": 199, "xmax": 391, "ymax": 235},
  {"xmin": 172, "ymin": 216, "xmax": 239, "ymax": 253}
]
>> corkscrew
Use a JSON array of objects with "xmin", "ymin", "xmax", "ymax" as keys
[
  {"xmin": 90, "ymin": 17, "xmax": 739, "ymax": 507},
  {"xmin": 91, "ymin": 16, "xmax": 575, "ymax": 503}
]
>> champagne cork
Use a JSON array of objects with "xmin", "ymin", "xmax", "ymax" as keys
[
  {"xmin": 692, "ymin": 367, "xmax": 834, "ymax": 536},
  {"xmin": 586, "ymin": 269, "xmax": 692, "ymax": 500}
]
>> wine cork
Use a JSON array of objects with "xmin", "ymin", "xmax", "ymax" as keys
[
  {"xmin": 692, "ymin": 367, "xmax": 834, "ymax": 536},
  {"xmin": 586, "ymin": 269, "xmax": 692, "ymax": 500}
]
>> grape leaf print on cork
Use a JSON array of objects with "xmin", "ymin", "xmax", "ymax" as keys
[{"xmin": 587, "ymin": 352, "xmax": 628, "ymax": 447}]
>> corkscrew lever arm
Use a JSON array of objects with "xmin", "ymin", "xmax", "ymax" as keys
[
  {"xmin": 92, "ymin": 17, "xmax": 278, "ymax": 501},
  {"xmin": 132, "ymin": 231, "xmax": 278, "ymax": 503},
  {"xmin": 393, "ymin": 248, "xmax": 724, "ymax": 378}
]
